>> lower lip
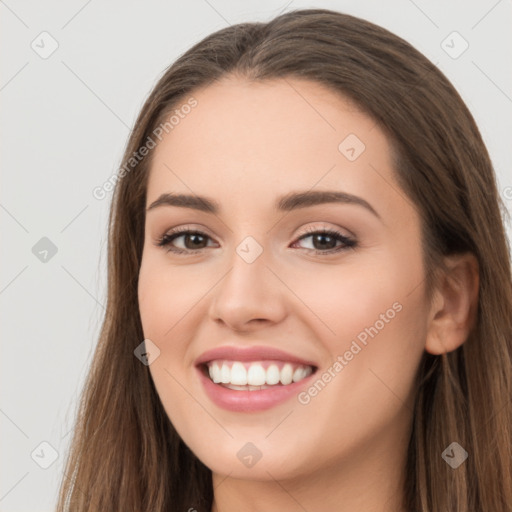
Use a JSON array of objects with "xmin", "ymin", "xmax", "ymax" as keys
[{"xmin": 196, "ymin": 365, "xmax": 316, "ymax": 412}]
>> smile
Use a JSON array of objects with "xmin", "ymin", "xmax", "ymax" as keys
[
  {"xmin": 205, "ymin": 360, "xmax": 314, "ymax": 390},
  {"xmin": 197, "ymin": 360, "xmax": 318, "ymax": 412}
]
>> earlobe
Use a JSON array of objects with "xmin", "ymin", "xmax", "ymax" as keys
[{"xmin": 425, "ymin": 253, "xmax": 480, "ymax": 355}]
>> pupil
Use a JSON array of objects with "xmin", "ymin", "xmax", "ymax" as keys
[
  {"xmin": 314, "ymin": 234, "xmax": 335, "ymax": 250},
  {"xmin": 186, "ymin": 234, "xmax": 206, "ymax": 249}
]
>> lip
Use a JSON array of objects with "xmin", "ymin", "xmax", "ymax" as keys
[
  {"xmin": 196, "ymin": 364, "xmax": 317, "ymax": 412},
  {"xmin": 194, "ymin": 345, "xmax": 318, "ymax": 412},
  {"xmin": 194, "ymin": 345, "xmax": 318, "ymax": 368}
]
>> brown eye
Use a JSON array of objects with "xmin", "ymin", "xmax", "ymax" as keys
[
  {"xmin": 293, "ymin": 229, "xmax": 356, "ymax": 254},
  {"xmin": 181, "ymin": 233, "xmax": 208, "ymax": 249},
  {"xmin": 157, "ymin": 230, "xmax": 215, "ymax": 254},
  {"xmin": 156, "ymin": 227, "xmax": 356, "ymax": 256}
]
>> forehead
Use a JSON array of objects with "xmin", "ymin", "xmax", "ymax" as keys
[{"xmin": 146, "ymin": 76, "xmax": 398, "ymax": 215}]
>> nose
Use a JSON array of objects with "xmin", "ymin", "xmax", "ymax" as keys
[{"xmin": 208, "ymin": 245, "xmax": 287, "ymax": 332}]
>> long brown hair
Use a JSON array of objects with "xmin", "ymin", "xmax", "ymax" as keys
[{"xmin": 56, "ymin": 8, "xmax": 512, "ymax": 511}]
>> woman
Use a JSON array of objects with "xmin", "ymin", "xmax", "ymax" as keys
[{"xmin": 56, "ymin": 8, "xmax": 512, "ymax": 512}]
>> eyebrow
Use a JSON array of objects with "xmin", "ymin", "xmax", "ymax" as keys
[{"xmin": 146, "ymin": 190, "xmax": 381, "ymax": 219}]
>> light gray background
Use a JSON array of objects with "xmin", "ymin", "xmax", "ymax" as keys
[{"xmin": 1, "ymin": 1, "xmax": 511, "ymax": 510}]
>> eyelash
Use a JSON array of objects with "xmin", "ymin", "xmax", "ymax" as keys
[{"xmin": 155, "ymin": 225, "xmax": 357, "ymax": 256}]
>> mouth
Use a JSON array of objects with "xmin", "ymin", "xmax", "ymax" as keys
[
  {"xmin": 199, "ymin": 360, "xmax": 318, "ymax": 391},
  {"xmin": 196, "ymin": 359, "xmax": 318, "ymax": 412}
]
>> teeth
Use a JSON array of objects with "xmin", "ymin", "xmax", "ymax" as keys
[
  {"xmin": 230, "ymin": 362, "xmax": 247, "ymax": 385},
  {"xmin": 280, "ymin": 363, "xmax": 293, "ymax": 385},
  {"xmin": 224, "ymin": 383, "xmax": 273, "ymax": 391},
  {"xmin": 247, "ymin": 364, "xmax": 267, "ymax": 386},
  {"xmin": 208, "ymin": 362, "xmax": 221, "ymax": 384},
  {"xmin": 266, "ymin": 364, "xmax": 281, "ymax": 385},
  {"xmin": 293, "ymin": 366, "xmax": 308, "ymax": 382},
  {"xmin": 207, "ymin": 360, "xmax": 313, "ymax": 388}
]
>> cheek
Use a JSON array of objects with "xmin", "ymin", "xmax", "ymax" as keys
[
  {"xmin": 138, "ymin": 258, "xmax": 205, "ymax": 431},
  {"xmin": 285, "ymin": 249, "xmax": 428, "ymax": 399},
  {"xmin": 283, "ymin": 270, "xmax": 427, "ymax": 457},
  {"xmin": 285, "ymin": 255, "xmax": 423, "ymax": 344},
  {"xmin": 138, "ymin": 254, "xmax": 209, "ymax": 343}
]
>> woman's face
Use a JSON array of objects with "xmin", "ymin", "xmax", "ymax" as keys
[{"xmin": 138, "ymin": 76, "xmax": 429, "ymax": 483}]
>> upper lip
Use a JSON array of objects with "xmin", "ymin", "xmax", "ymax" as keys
[{"xmin": 195, "ymin": 345, "xmax": 318, "ymax": 368}]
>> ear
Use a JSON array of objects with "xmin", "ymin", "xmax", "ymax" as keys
[{"xmin": 425, "ymin": 253, "xmax": 479, "ymax": 355}]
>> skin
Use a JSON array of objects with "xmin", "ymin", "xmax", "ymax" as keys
[{"xmin": 137, "ymin": 76, "xmax": 478, "ymax": 512}]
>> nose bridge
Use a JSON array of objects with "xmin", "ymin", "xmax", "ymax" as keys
[
  {"xmin": 221, "ymin": 234, "xmax": 269, "ymax": 299},
  {"xmin": 235, "ymin": 234, "xmax": 266, "ymax": 267},
  {"xmin": 209, "ymin": 233, "xmax": 285, "ymax": 328}
]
